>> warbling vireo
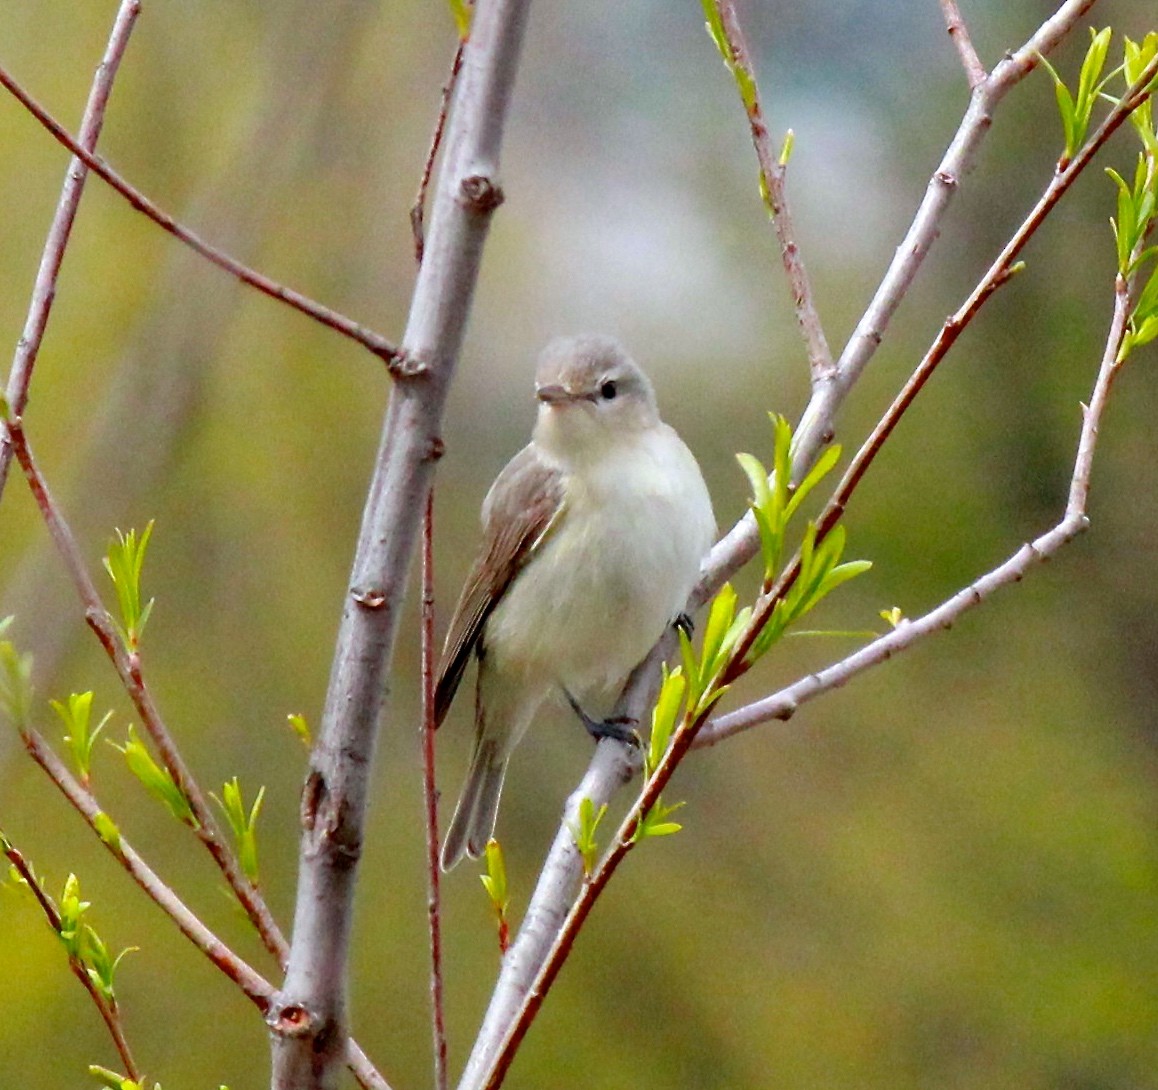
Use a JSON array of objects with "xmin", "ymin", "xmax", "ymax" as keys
[{"xmin": 435, "ymin": 334, "xmax": 715, "ymax": 870}]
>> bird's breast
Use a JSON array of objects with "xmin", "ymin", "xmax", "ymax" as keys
[{"xmin": 484, "ymin": 429, "xmax": 714, "ymax": 700}]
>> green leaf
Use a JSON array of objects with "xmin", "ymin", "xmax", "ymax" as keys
[
  {"xmin": 479, "ymin": 838, "xmax": 508, "ymax": 916},
  {"xmin": 635, "ymin": 797, "xmax": 685, "ymax": 841},
  {"xmin": 785, "ymin": 442, "xmax": 841, "ymax": 522},
  {"xmin": 447, "ymin": 0, "xmax": 472, "ymax": 39},
  {"xmin": 646, "ymin": 666, "xmax": 687, "ymax": 778},
  {"xmin": 699, "ymin": 583, "xmax": 737, "ymax": 684},
  {"xmin": 735, "ymin": 451, "xmax": 771, "ymax": 512},
  {"xmin": 211, "ymin": 778, "xmax": 265, "ymax": 885},
  {"xmin": 570, "ymin": 796, "xmax": 609, "ymax": 877},
  {"xmin": 700, "ymin": 0, "xmax": 728, "ymax": 61},
  {"xmin": 677, "ymin": 625, "xmax": 700, "ymax": 706},
  {"xmin": 286, "ymin": 712, "xmax": 312, "ymax": 748},
  {"xmin": 110, "ymin": 726, "xmax": 197, "ymax": 827},
  {"xmin": 102, "ymin": 522, "xmax": 156, "ymax": 653},
  {"xmin": 92, "ymin": 812, "xmax": 122, "ymax": 853}
]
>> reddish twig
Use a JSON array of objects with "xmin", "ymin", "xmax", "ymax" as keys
[
  {"xmin": 2, "ymin": 834, "xmax": 143, "ymax": 1081},
  {"xmin": 0, "ymin": 0, "xmax": 141, "ymax": 503},
  {"xmin": 421, "ymin": 489, "xmax": 449, "ymax": 1090},
  {"xmin": 411, "ymin": 42, "xmax": 466, "ymax": 266},
  {"xmin": 939, "ymin": 0, "xmax": 988, "ymax": 89},
  {"xmin": 712, "ymin": 0, "xmax": 834, "ymax": 384},
  {"xmin": 0, "ymin": 63, "xmax": 399, "ymax": 369}
]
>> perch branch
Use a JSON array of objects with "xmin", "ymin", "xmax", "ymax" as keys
[{"xmin": 457, "ymin": 6, "xmax": 1124, "ymax": 1084}]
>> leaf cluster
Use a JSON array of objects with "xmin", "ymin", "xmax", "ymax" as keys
[{"xmin": 1040, "ymin": 27, "xmax": 1116, "ymax": 166}]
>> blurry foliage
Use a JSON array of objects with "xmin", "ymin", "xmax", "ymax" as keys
[{"xmin": 1, "ymin": 2, "xmax": 1158, "ymax": 1089}]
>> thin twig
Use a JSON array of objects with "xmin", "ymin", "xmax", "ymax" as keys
[
  {"xmin": 712, "ymin": 0, "xmax": 834, "ymax": 384},
  {"xmin": 0, "ymin": 63, "xmax": 399, "ymax": 368},
  {"xmin": 939, "ymin": 0, "xmax": 988, "ymax": 89},
  {"xmin": 2, "ymin": 835, "xmax": 143, "ymax": 1081},
  {"xmin": 745, "ymin": 0, "xmax": 1102, "ymax": 511},
  {"xmin": 421, "ymin": 489, "xmax": 449, "ymax": 1090},
  {"xmin": 0, "ymin": 0, "xmax": 141, "ymax": 504},
  {"xmin": 0, "ymin": 412, "xmax": 289, "ymax": 966},
  {"xmin": 411, "ymin": 41, "xmax": 466, "ymax": 266}
]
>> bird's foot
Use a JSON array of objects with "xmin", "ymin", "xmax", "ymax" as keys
[
  {"xmin": 564, "ymin": 690, "xmax": 640, "ymax": 746},
  {"xmin": 674, "ymin": 612, "xmax": 694, "ymax": 639}
]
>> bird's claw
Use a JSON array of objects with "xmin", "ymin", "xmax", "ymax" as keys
[
  {"xmin": 674, "ymin": 612, "xmax": 694, "ymax": 639},
  {"xmin": 564, "ymin": 691, "xmax": 641, "ymax": 747}
]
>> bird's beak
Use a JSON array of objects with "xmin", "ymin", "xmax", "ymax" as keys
[{"xmin": 536, "ymin": 383, "xmax": 579, "ymax": 405}]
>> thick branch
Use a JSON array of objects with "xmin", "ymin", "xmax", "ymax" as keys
[
  {"xmin": 0, "ymin": 0, "xmax": 141, "ymax": 503},
  {"xmin": 269, "ymin": 2, "xmax": 533, "ymax": 1087}
]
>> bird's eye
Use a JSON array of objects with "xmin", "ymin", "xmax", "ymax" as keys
[{"xmin": 599, "ymin": 380, "xmax": 618, "ymax": 400}]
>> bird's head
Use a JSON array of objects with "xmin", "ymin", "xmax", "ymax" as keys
[{"xmin": 532, "ymin": 335, "xmax": 660, "ymax": 460}]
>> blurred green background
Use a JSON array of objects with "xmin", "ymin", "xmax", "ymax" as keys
[{"xmin": 2, "ymin": 2, "xmax": 1157, "ymax": 1088}]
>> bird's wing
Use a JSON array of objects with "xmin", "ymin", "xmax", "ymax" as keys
[{"xmin": 434, "ymin": 444, "xmax": 566, "ymax": 726}]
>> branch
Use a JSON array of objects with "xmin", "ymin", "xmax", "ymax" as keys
[
  {"xmin": 411, "ymin": 41, "xmax": 467, "ymax": 266},
  {"xmin": 939, "ymin": 0, "xmax": 988, "ymax": 89},
  {"xmin": 2, "ymin": 833, "xmax": 143, "ymax": 1082},
  {"xmin": 702, "ymin": 271, "xmax": 1133, "ymax": 744},
  {"xmin": 18, "ymin": 728, "xmax": 395, "ymax": 1089},
  {"xmin": 19, "ymin": 729, "xmax": 274, "ymax": 1008},
  {"xmin": 269, "ymin": 1, "xmax": 534, "ymax": 1085},
  {"xmin": 0, "ymin": 0, "xmax": 141, "ymax": 504},
  {"xmin": 0, "ymin": 63, "xmax": 399, "ymax": 370},
  {"xmin": 734, "ymin": 0, "xmax": 1102, "ymax": 523}
]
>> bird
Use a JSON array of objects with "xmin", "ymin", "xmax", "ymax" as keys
[{"xmin": 435, "ymin": 334, "xmax": 716, "ymax": 870}]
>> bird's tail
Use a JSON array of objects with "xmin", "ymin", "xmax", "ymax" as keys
[{"xmin": 440, "ymin": 736, "xmax": 508, "ymax": 872}]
